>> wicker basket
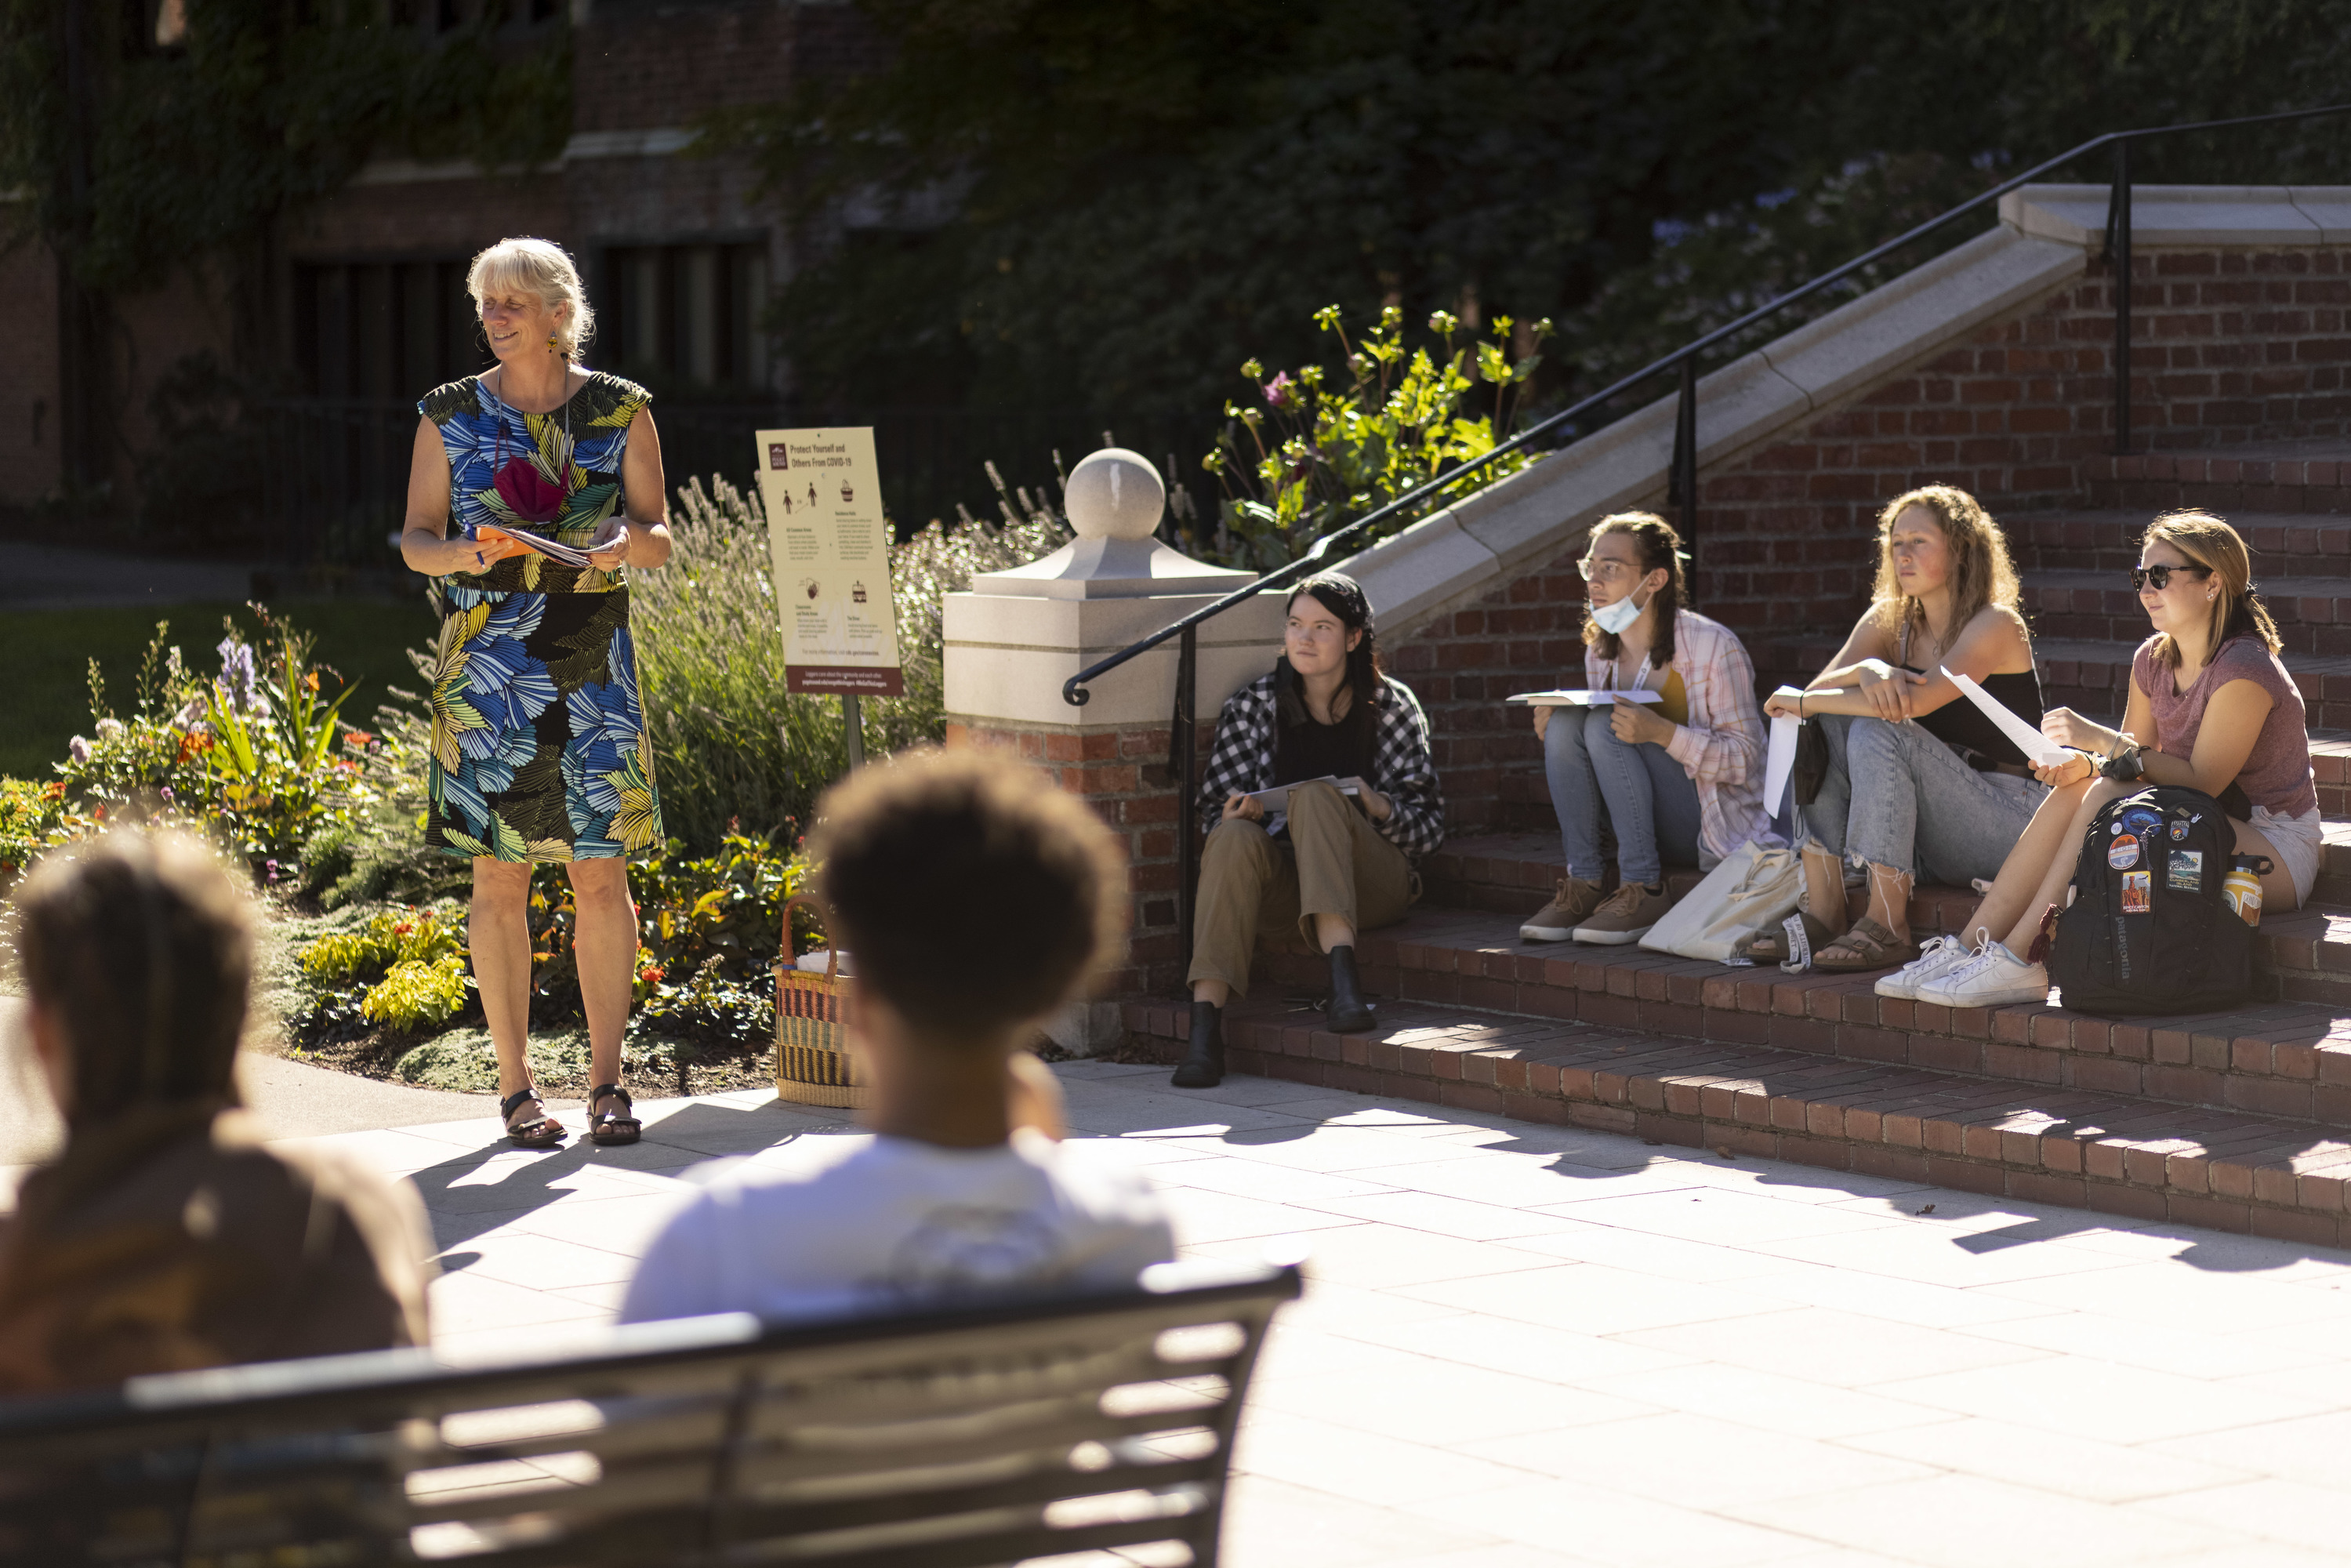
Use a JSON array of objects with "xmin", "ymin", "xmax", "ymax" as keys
[{"xmin": 774, "ymin": 895, "xmax": 867, "ymax": 1108}]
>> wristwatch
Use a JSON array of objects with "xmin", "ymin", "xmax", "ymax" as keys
[{"xmin": 2099, "ymin": 742, "xmax": 2145, "ymax": 782}]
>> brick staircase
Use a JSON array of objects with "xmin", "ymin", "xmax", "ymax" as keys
[{"xmin": 1127, "ymin": 471, "xmax": 2351, "ymax": 1247}]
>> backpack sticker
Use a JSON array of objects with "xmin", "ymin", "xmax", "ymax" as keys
[
  {"xmin": 2168, "ymin": 850, "xmax": 2203, "ymax": 891},
  {"xmin": 2122, "ymin": 871, "xmax": 2151, "ymax": 913},
  {"xmin": 2109, "ymin": 833, "xmax": 2140, "ymax": 870},
  {"xmin": 2170, "ymin": 819, "xmax": 2190, "ymax": 840}
]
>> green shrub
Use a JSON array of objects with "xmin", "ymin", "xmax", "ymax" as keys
[
  {"xmin": 299, "ymin": 905, "xmax": 464, "ymax": 985},
  {"xmin": 631, "ymin": 475, "xmax": 1062, "ymax": 848},
  {"xmin": 361, "ymin": 953, "xmax": 471, "ymax": 1033}
]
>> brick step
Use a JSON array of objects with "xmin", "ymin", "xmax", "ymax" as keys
[
  {"xmin": 2086, "ymin": 451, "xmax": 2351, "ymax": 517},
  {"xmin": 2011, "ymin": 509, "xmax": 2351, "ymax": 575},
  {"xmin": 1123, "ymin": 993, "xmax": 2351, "ymax": 1247},
  {"xmin": 1254, "ymin": 898, "xmax": 2351, "ymax": 1120},
  {"xmin": 2023, "ymin": 568, "xmax": 2351, "ymax": 655},
  {"xmin": 2034, "ymin": 638, "xmax": 2351, "ymax": 732},
  {"xmin": 1429, "ymin": 822, "xmax": 2351, "ymax": 940}
]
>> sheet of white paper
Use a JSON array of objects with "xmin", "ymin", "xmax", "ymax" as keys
[
  {"xmin": 1765, "ymin": 713, "xmax": 1800, "ymax": 817},
  {"xmin": 1939, "ymin": 665, "xmax": 2069, "ymax": 767},
  {"xmin": 1504, "ymin": 689, "xmax": 1663, "ymax": 706}
]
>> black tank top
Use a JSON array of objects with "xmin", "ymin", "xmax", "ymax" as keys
[{"xmin": 1898, "ymin": 620, "xmax": 2044, "ymax": 769}]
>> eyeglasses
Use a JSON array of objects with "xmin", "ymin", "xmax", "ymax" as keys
[
  {"xmin": 1577, "ymin": 558, "xmax": 1636, "ymax": 584},
  {"xmin": 2131, "ymin": 564, "xmax": 2215, "ymax": 593}
]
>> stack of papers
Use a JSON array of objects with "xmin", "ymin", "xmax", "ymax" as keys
[
  {"xmin": 465, "ymin": 522, "xmax": 598, "ymax": 570},
  {"xmin": 1505, "ymin": 690, "xmax": 1663, "ymax": 706}
]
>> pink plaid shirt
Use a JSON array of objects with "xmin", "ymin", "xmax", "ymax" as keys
[{"xmin": 1584, "ymin": 608, "xmax": 1776, "ymax": 865}]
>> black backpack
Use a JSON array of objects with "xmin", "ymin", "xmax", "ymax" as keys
[{"xmin": 2046, "ymin": 785, "xmax": 2256, "ymax": 1017}]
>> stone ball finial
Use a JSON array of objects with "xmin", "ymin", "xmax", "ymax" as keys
[{"xmin": 1063, "ymin": 448, "xmax": 1165, "ymax": 542}]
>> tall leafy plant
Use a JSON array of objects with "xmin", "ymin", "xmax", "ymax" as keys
[{"xmin": 1192, "ymin": 305, "xmax": 1549, "ymax": 570}]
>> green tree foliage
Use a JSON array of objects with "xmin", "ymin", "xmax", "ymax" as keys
[
  {"xmin": 0, "ymin": 0, "xmax": 569, "ymax": 361},
  {"xmin": 726, "ymin": 0, "xmax": 2351, "ymax": 426}
]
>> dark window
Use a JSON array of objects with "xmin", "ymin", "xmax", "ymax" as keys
[
  {"xmin": 597, "ymin": 241, "xmax": 772, "ymax": 393},
  {"xmin": 293, "ymin": 260, "xmax": 489, "ymax": 399}
]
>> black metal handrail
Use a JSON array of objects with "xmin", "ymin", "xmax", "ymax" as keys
[{"xmin": 1062, "ymin": 98, "xmax": 2351, "ymax": 715}]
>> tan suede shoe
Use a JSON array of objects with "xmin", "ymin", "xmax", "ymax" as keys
[
  {"xmin": 1573, "ymin": 880, "xmax": 1675, "ymax": 945},
  {"xmin": 1520, "ymin": 877, "xmax": 1605, "ymax": 942}
]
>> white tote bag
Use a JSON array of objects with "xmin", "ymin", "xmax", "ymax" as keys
[{"xmin": 1637, "ymin": 840, "xmax": 1801, "ymax": 963}]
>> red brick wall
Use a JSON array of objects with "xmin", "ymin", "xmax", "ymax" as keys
[
  {"xmin": 942, "ymin": 719, "xmax": 1192, "ymax": 996},
  {"xmin": 1398, "ymin": 245, "xmax": 2351, "ymax": 837}
]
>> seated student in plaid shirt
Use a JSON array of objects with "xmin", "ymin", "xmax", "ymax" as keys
[
  {"xmin": 1172, "ymin": 573, "xmax": 1442, "ymax": 1090},
  {"xmin": 1520, "ymin": 512, "xmax": 1777, "ymax": 946}
]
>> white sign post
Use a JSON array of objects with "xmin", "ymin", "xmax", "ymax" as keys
[{"xmin": 756, "ymin": 427, "xmax": 906, "ymax": 770}]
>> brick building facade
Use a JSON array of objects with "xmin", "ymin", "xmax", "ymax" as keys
[{"xmin": 0, "ymin": 0, "xmax": 883, "ymax": 511}]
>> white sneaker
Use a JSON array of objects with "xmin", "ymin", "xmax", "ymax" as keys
[
  {"xmin": 1874, "ymin": 933, "xmax": 1972, "ymax": 1000},
  {"xmin": 1917, "ymin": 940, "xmax": 2050, "ymax": 1008}
]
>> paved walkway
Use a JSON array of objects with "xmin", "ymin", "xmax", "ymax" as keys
[{"xmin": 206, "ymin": 1059, "xmax": 2351, "ymax": 1566}]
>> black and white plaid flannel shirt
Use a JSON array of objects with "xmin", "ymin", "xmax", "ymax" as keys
[{"xmin": 1195, "ymin": 671, "xmax": 1446, "ymax": 858}]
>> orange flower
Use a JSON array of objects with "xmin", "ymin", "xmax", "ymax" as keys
[
  {"xmin": 303, "ymin": 671, "xmax": 320, "ymax": 692},
  {"xmin": 41, "ymin": 782, "xmax": 64, "ymax": 802}
]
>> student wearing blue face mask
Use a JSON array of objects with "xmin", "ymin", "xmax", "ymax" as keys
[{"xmin": 1520, "ymin": 512, "xmax": 1775, "ymax": 946}]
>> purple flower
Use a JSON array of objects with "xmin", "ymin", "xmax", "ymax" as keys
[
  {"xmin": 264, "ymin": 858, "xmax": 280, "ymax": 884},
  {"xmin": 160, "ymin": 786, "xmax": 175, "ymax": 804},
  {"xmin": 216, "ymin": 637, "xmax": 259, "ymax": 713},
  {"xmin": 1262, "ymin": 372, "xmax": 1295, "ymax": 409},
  {"xmin": 67, "ymin": 735, "xmax": 91, "ymax": 764}
]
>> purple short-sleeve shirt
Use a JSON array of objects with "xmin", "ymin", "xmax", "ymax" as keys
[{"xmin": 2131, "ymin": 633, "xmax": 2316, "ymax": 817}]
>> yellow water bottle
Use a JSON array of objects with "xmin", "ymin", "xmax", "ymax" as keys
[{"xmin": 2223, "ymin": 856, "xmax": 2265, "ymax": 927}]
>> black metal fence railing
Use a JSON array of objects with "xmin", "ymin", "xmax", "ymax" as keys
[
  {"xmin": 1069, "ymin": 102, "xmax": 2351, "ymax": 996},
  {"xmin": 255, "ymin": 397, "xmax": 1209, "ymax": 568}
]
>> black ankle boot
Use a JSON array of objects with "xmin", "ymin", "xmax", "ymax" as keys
[
  {"xmin": 1325, "ymin": 945, "xmax": 1376, "ymax": 1033},
  {"xmin": 1171, "ymin": 1001, "xmax": 1224, "ymax": 1088}
]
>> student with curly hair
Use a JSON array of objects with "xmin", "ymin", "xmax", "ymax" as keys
[{"xmin": 1751, "ymin": 486, "xmax": 2049, "ymax": 988}]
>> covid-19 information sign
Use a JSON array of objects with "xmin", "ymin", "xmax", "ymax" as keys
[{"xmin": 756, "ymin": 426, "xmax": 906, "ymax": 696}]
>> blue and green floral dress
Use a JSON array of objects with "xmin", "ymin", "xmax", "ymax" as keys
[{"xmin": 418, "ymin": 370, "xmax": 663, "ymax": 862}]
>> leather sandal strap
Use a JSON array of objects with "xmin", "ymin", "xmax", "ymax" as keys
[
  {"xmin": 500, "ymin": 1087, "xmax": 544, "ymax": 1123},
  {"xmin": 1816, "ymin": 916, "xmax": 1903, "ymax": 965}
]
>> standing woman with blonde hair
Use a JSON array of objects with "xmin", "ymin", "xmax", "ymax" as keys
[
  {"xmin": 1751, "ymin": 486, "xmax": 2048, "ymax": 986},
  {"xmin": 1923, "ymin": 510, "xmax": 2317, "ymax": 1007},
  {"xmin": 400, "ymin": 237, "xmax": 673, "ymax": 1149}
]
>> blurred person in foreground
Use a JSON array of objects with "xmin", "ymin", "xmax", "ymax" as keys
[
  {"xmin": 619, "ymin": 750, "xmax": 1173, "ymax": 1326},
  {"xmin": 0, "ymin": 833, "xmax": 434, "ymax": 1393}
]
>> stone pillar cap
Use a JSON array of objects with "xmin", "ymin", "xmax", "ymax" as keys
[{"xmin": 970, "ymin": 447, "xmax": 1257, "ymax": 600}]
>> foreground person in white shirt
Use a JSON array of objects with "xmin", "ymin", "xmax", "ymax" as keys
[{"xmin": 619, "ymin": 748, "xmax": 1175, "ymax": 1326}]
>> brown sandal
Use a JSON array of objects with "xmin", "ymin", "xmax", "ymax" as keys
[
  {"xmin": 588, "ymin": 1083, "xmax": 641, "ymax": 1147},
  {"xmin": 502, "ymin": 1087, "xmax": 565, "ymax": 1149},
  {"xmin": 1739, "ymin": 909, "xmax": 1837, "ymax": 964},
  {"xmin": 1812, "ymin": 916, "xmax": 1910, "ymax": 973}
]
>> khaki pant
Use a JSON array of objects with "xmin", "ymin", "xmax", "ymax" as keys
[{"xmin": 1188, "ymin": 782, "xmax": 1415, "ymax": 997}]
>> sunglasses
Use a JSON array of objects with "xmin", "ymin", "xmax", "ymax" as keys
[{"xmin": 2131, "ymin": 563, "xmax": 2214, "ymax": 593}]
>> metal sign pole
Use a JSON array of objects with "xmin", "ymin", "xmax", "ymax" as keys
[{"xmin": 842, "ymin": 693, "xmax": 865, "ymax": 772}]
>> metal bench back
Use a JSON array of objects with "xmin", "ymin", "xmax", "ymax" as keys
[{"xmin": 0, "ymin": 1258, "xmax": 1300, "ymax": 1568}]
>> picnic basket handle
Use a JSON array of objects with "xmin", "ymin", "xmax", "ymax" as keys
[{"xmin": 783, "ymin": 893, "xmax": 838, "ymax": 981}]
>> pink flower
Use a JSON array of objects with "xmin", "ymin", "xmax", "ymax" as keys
[
  {"xmin": 1261, "ymin": 372, "xmax": 1295, "ymax": 409},
  {"xmin": 493, "ymin": 457, "xmax": 568, "ymax": 523}
]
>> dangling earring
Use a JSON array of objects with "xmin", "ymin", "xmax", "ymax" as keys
[{"xmin": 546, "ymin": 332, "xmax": 558, "ymax": 350}]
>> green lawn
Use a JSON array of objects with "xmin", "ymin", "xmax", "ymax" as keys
[{"xmin": 0, "ymin": 597, "xmax": 439, "ymax": 780}]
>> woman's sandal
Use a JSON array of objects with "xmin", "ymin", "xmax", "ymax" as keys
[
  {"xmin": 1739, "ymin": 909, "xmax": 1838, "ymax": 965},
  {"xmin": 587, "ymin": 1083, "xmax": 642, "ymax": 1147},
  {"xmin": 1811, "ymin": 916, "xmax": 1910, "ymax": 974},
  {"xmin": 501, "ymin": 1087, "xmax": 566, "ymax": 1149}
]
